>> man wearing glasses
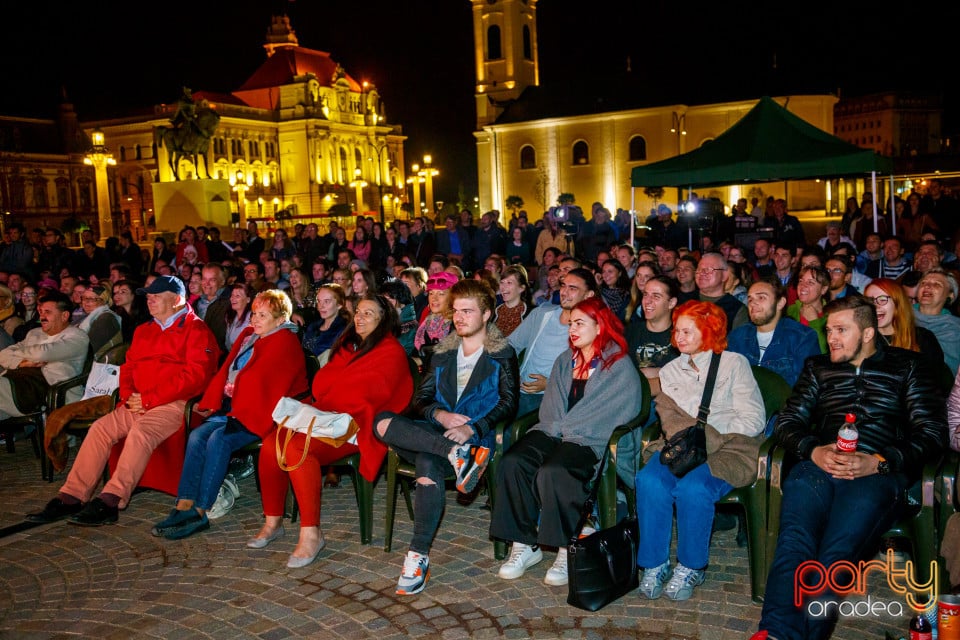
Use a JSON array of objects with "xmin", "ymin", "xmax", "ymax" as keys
[
  {"xmin": 823, "ymin": 255, "xmax": 859, "ymax": 302},
  {"xmin": 695, "ymin": 251, "xmax": 749, "ymax": 332}
]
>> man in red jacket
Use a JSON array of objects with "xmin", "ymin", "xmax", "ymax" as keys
[{"xmin": 27, "ymin": 275, "xmax": 220, "ymax": 526}]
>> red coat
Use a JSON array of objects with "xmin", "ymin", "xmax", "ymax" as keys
[
  {"xmin": 198, "ymin": 325, "xmax": 308, "ymax": 438},
  {"xmin": 110, "ymin": 307, "xmax": 219, "ymax": 496},
  {"xmin": 120, "ymin": 309, "xmax": 220, "ymax": 410},
  {"xmin": 310, "ymin": 335, "xmax": 413, "ymax": 481}
]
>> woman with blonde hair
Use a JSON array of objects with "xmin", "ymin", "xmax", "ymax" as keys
[{"xmin": 0, "ymin": 285, "xmax": 23, "ymax": 344}]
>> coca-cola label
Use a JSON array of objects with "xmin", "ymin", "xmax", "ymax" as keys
[{"xmin": 836, "ymin": 428, "xmax": 858, "ymax": 453}]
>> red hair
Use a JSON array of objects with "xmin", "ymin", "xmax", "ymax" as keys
[
  {"xmin": 568, "ymin": 297, "xmax": 627, "ymax": 373},
  {"xmin": 671, "ymin": 300, "xmax": 727, "ymax": 354}
]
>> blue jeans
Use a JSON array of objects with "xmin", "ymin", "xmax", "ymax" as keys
[
  {"xmin": 759, "ymin": 461, "xmax": 907, "ymax": 640},
  {"xmin": 177, "ymin": 415, "xmax": 259, "ymax": 510},
  {"xmin": 635, "ymin": 455, "xmax": 733, "ymax": 570}
]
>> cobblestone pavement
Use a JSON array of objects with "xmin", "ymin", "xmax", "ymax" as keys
[{"xmin": 0, "ymin": 442, "xmax": 913, "ymax": 639}]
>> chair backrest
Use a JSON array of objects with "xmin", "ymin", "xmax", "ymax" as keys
[
  {"xmin": 750, "ymin": 365, "xmax": 793, "ymax": 422},
  {"xmin": 99, "ymin": 342, "xmax": 130, "ymax": 366},
  {"xmin": 304, "ymin": 349, "xmax": 322, "ymax": 384}
]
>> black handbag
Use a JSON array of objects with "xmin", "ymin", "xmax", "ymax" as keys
[
  {"xmin": 658, "ymin": 352, "xmax": 721, "ymax": 478},
  {"xmin": 567, "ymin": 451, "xmax": 640, "ymax": 611}
]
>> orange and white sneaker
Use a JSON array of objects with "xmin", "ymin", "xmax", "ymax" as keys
[
  {"xmin": 454, "ymin": 445, "xmax": 491, "ymax": 494},
  {"xmin": 396, "ymin": 551, "xmax": 430, "ymax": 595}
]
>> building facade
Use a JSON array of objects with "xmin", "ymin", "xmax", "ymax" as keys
[{"xmin": 0, "ymin": 14, "xmax": 408, "ymax": 242}]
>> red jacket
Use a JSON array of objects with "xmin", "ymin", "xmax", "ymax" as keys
[
  {"xmin": 198, "ymin": 325, "xmax": 308, "ymax": 438},
  {"xmin": 120, "ymin": 308, "xmax": 219, "ymax": 411},
  {"xmin": 310, "ymin": 335, "xmax": 413, "ymax": 481}
]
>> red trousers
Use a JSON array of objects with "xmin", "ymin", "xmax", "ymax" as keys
[{"xmin": 259, "ymin": 428, "xmax": 359, "ymax": 527}]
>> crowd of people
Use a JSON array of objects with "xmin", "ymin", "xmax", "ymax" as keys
[{"xmin": 3, "ymin": 186, "xmax": 960, "ymax": 638}]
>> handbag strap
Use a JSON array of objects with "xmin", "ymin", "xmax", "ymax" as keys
[
  {"xmin": 695, "ymin": 352, "xmax": 722, "ymax": 425},
  {"xmin": 570, "ymin": 448, "xmax": 609, "ymax": 545}
]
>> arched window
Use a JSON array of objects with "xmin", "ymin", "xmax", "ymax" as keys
[
  {"xmin": 487, "ymin": 25, "xmax": 502, "ymax": 60},
  {"xmin": 572, "ymin": 140, "xmax": 589, "ymax": 165},
  {"xmin": 519, "ymin": 145, "xmax": 536, "ymax": 170},
  {"xmin": 628, "ymin": 136, "xmax": 647, "ymax": 161},
  {"xmin": 522, "ymin": 25, "xmax": 532, "ymax": 60}
]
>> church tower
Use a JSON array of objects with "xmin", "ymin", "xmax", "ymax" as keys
[{"xmin": 471, "ymin": 0, "xmax": 539, "ymax": 129}]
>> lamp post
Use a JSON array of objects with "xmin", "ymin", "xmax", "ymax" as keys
[
  {"xmin": 419, "ymin": 155, "xmax": 439, "ymax": 217},
  {"xmin": 232, "ymin": 170, "xmax": 251, "ymax": 229},
  {"xmin": 407, "ymin": 163, "xmax": 424, "ymax": 217},
  {"xmin": 83, "ymin": 128, "xmax": 117, "ymax": 241},
  {"xmin": 369, "ymin": 140, "xmax": 390, "ymax": 227},
  {"xmin": 670, "ymin": 112, "xmax": 687, "ymax": 156},
  {"xmin": 349, "ymin": 167, "xmax": 368, "ymax": 213},
  {"xmin": 123, "ymin": 178, "xmax": 147, "ymax": 242}
]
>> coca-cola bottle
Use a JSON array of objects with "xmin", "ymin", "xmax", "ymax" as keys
[
  {"xmin": 836, "ymin": 413, "xmax": 859, "ymax": 453},
  {"xmin": 909, "ymin": 612, "xmax": 933, "ymax": 640}
]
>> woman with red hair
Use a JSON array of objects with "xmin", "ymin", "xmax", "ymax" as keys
[
  {"xmin": 636, "ymin": 299, "xmax": 765, "ymax": 601},
  {"xmin": 491, "ymin": 296, "xmax": 643, "ymax": 588}
]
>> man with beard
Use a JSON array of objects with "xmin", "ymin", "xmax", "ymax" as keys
[
  {"xmin": 374, "ymin": 279, "xmax": 518, "ymax": 595},
  {"xmin": 752, "ymin": 295, "xmax": 946, "ymax": 640},
  {"xmin": 727, "ymin": 278, "xmax": 820, "ymax": 388},
  {"xmin": 508, "ymin": 267, "xmax": 597, "ymax": 416}
]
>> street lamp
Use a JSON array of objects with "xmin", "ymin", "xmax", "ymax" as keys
[
  {"xmin": 123, "ymin": 177, "xmax": 148, "ymax": 241},
  {"xmin": 349, "ymin": 167, "xmax": 368, "ymax": 213},
  {"xmin": 407, "ymin": 163, "xmax": 425, "ymax": 217},
  {"xmin": 419, "ymin": 155, "xmax": 439, "ymax": 216},
  {"xmin": 369, "ymin": 139, "xmax": 390, "ymax": 227},
  {"xmin": 231, "ymin": 170, "xmax": 252, "ymax": 228},
  {"xmin": 83, "ymin": 128, "xmax": 117, "ymax": 241},
  {"xmin": 670, "ymin": 112, "xmax": 687, "ymax": 156}
]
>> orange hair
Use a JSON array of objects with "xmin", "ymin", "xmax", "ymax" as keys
[
  {"xmin": 867, "ymin": 278, "xmax": 919, "ymax": 351},
  {"xmin": 671, "ymin": 300, "xmax": 728, "ymax": 354}
]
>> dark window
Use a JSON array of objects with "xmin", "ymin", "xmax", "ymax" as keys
[
  {"xmin": 487, "ymin": 25, "xmax": 502, "ymax": 60},
  {"xmin": 573, "ymin": 141, "xmax": 589, "ymax": 165},
  {"xmin": 628, "ymin": 136, "xmax": 647, "ymax": 161},
  {"xmin": 520, "ymin": 145, "xmax": 536, "ymax": 169},
  {"xmin": 522, "ymin": 25, "xmax": 532, "ymax": 60}
]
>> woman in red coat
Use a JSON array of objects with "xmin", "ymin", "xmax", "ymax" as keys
[
  {"xmin": 253, "ymin": 293, "xmax": 414, "ymax": 568},
  {"xmin": 149, "ymin": 290, "xmax": 308, "ymax": 540}
]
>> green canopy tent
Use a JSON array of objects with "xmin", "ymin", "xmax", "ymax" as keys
[
  {"xmin": 631, "ymin": 96, "xmax": 893, "ymax": 188},
  {"xmin": 629, "ymin": 96, "xmax": 894, "ymax": 246}
]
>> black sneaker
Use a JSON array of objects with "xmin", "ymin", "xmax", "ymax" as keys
[
  {"xmin": 68, "ymin": 497, "xmax": 119, "ymax": 527},
  {"xmin": 25, "ymin": 497, "xmax": 83, "ymax": 524}
]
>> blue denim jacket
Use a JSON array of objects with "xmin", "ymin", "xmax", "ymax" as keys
[{"xmin": 726, "ymin": 317, "xmax": 820, "ymax": 388}]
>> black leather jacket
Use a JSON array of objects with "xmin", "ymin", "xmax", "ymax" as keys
[
  {"xmin": 776, "ymin": 341, "xmax": 947, "ymax": 483},
  {"xmin": 414, "ymin": 324, "xmax": 519, "ymax": 442}
]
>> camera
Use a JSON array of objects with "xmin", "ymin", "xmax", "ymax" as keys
[{"xmin": 549, "ymin": 205, "xmax": 580, "ymax": 234}]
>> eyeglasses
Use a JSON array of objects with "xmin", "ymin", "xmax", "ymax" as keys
[
  {"xmin": 869, "ymin": 295, "xmax": 891, "ymax": 306},
  {"xmin": 695, "ymin": 268, "xmax": 725, "ymax": 276},
  {"xmin": 80, "ymin": 296, "xmax": 101, "ymax": 303}
]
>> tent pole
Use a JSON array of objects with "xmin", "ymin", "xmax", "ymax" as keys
[
  {"xmin": 630, "ymin": 187, "xmax": 635, "ymax": 249},
  {"xmin": 889, "ymin": 173, "xmax": 896, "ymax": 236},
  {"xmin": 871, "ymin": 172, "xmax": 879, "ymax": 233}
]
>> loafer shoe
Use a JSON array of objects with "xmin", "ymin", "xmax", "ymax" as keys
[
  {"xmin": 26, "ymin": 497, "xmax": 83, "ymax": 524},
  {"xmin": 286, "ymin": 536, "xmax": 325, "ymax": 569},
  {"xmin": 68, "ymin": 498, "xmax": 119, "ymax": 527},
  {"xmin": 164, "ymin": 513, "xmax": 210, "ymax": 540},
  {"xmin": 247, "ymin": 526, "xmax": 285, "ymax": 549},
  {"xmin": 151, "ymin": 508, "xmax": 200, "ymax": 537}
]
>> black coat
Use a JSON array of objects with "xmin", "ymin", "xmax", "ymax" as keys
[{"xmin": 776, "ymin": 341, "xmax": 946, "ymax": 484}]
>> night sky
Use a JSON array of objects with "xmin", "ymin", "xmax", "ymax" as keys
[{"xmin": 0, "ymin": 1, "xmax": 954, "ymax": 204}]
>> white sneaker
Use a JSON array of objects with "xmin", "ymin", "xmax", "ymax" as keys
[
  {"xmin": 498, "ymin": 543, "xmax": 543, "ymax": 579},
  {"xmin": 544, "ymin": 548, "xmax": 568, "ymax": 586},
  {"xmin": 222, "ymin": 475, "xmax": 240, "ymax": 499},
  {"xmin": 207, "ymin": 483, "xmax": 236, "ymax": 520}
]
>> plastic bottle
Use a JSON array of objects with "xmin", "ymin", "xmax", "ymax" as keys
[
  {"xmin": 836, "ymin": 413, "xmax": 859, "ymax": 453},
  {"xmin": 910, "ymin": 612, "xmax": 933, "ymax": 640}
]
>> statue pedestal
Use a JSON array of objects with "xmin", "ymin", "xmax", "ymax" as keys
[{"xmin": 153, "ymin": 180, "xmax": 232, "ymax": 233}]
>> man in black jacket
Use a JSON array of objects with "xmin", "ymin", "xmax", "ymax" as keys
[{"xmin": 754, "ymin": 295, "xmax": 946, "ymax": 640}]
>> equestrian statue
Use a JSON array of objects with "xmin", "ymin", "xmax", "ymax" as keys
[{"xmin": 155, "ymin": 87, "xmax": 221, "ymax": 181}]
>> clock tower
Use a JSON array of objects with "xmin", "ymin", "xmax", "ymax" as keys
[{"xmin": 471, "ymin": 0, "xmax": 539, "ymax": 129}]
